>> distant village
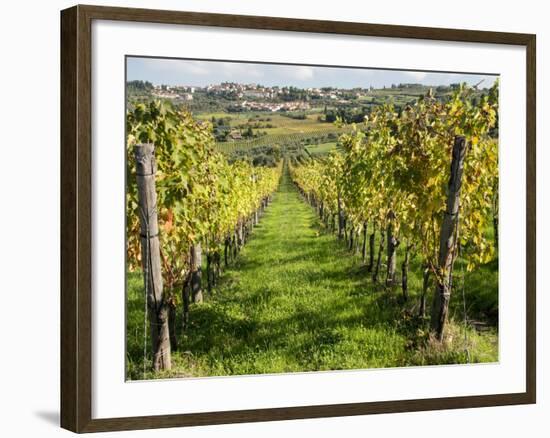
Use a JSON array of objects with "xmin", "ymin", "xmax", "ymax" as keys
[
  {"xmin": 127, "ymin": 80, "xmax": 479, "ymax": 126},
  {"xmin": 151, "ymin": 85, "xmax": 195, "ymax": 101},
  {"xmin": 147, "ymin": 81, "xmax": 378, "ymax": 112},
  {"xmin": 126, "ymin": 79, "xmax": 487, "ymax": 146},
  {"xmin": 130, "ymin": 80, "xmax": 481, "ymax": 114}
]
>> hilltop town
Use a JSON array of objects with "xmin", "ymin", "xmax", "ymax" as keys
[
  {"xmin": 128, "ymin": 79, "xmax": 493, "ymax": 118},
  {"xmin": 126, "ymin": 79, "xmax": 492, "ymax": 159},
  {"xmin": 126, "ymin": 79, "xmax": 463, "ymax": 114}
]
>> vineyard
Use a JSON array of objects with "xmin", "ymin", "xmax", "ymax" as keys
[
  {"xmin": 290, "ymin": 83, "xmax": 499, "ymax": 340},
  {"xmin": 126, "ymin": 81, "xmax": 499, "ymax": 378},
  {"xmin": 127, "ymin": 102, "xmax": 282, "ymax": 371},
  {"xmin": 214, "ymin": 125, "xmax": 353, "ymax": 154}
]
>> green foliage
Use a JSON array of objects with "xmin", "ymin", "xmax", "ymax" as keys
[
  {"xmin": 291, "ymin": 82, "xmax": 499, "ymax": 279},
  {"xmin": 215, "ymin": 126, "xmax": 353, "ymax": 154},
  {"xmin": 306, "ymin": 142, "xmax": 339, "ymax": 156},
  {"xmin": 127, "ymin": 80, "xmax": 154, "ymax": 92},
  {"xmin": 126, "ymin": 170, "xmax": 497, "ymax": 380},
  {"xmin": 126, "ymin": 100, "xmax": 282, "ymax": 297},
  {"xmin": 125, "ymin": 83, "xmax": 500, "ymax": 378}
]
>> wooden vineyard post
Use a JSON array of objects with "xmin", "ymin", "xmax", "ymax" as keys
[
  {"xmin": 190, "ymin": 243, "xmax": 203, "ymax": 303},
  {"xmin": 134, "ymin": 143, "xmax": 171, "ymax": 371},
  {"xmin": 367, "ymin": 226, "xmax": 376, "ymax": 272},
  {"xmin": 419, "ymin": 265, "xmax": 430, "ymax": 318},
  {"xmin": 361, "ymin": 222, "xmax": 368, "ymax": 261},
  {"xmin": 386, "ymin": 210, "xmax": 398, "ymax": 287},
  {"xmin": 337, "ymin": 191, "xmax": 344, "ymax": 239},
  {"xmin": 431, "ymin": 136, "xmax": 467, "ymax": 340},
  {"xmin": 401, "ymin": 244, "xmax": 411, "ymax": 302},
  {"xmin": 373, "ymin": 229, "xmax": 385, "ymax": 283}
]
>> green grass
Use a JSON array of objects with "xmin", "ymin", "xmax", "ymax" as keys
[
  {"xmin": 306, "ymin": 142, "xmax": 339, "ymax": 156},
  {"xmin": 126, "ymin": 169, "xmax": 498, "ymax": 380},
  {"xmin": 193, "ymin": 110, "xmax": 349, "ymax": 154},
  {"xmin": 215, "ymin": 127, "xmax": 350, "ymax": 154}
]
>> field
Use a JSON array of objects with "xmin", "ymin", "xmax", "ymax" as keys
[
  {"xmin": 306, "ymin": 142, "xmax": 339, "ymax": 156},
  {"xmin": 131, "ymin": 83, "xmax": 488, "ymax": 157},
  {"xmin": 198, "ymin": 112, "xmax": 328, "ymax": 134},
  {"xmin": 206, "ymin": 112, "xmax": 351, "ymax": 154}
]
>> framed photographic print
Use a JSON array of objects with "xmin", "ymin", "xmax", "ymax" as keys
[{"xmin": 60, "ymin": 4, "xmax": 536, "ymax": 433}]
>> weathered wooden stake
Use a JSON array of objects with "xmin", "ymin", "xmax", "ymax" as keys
[
  {"xmin": 190, "ymin": 243, "xmax": 203, "ymax": 303},
  {"xmin": 373, "ymin": 230, "xmax": 385, "ymax": 283},
  {"xmin": 206, "ymin": 252, "xmax": 212, "ymax": 293},
  {"xmin": 337, "ymin": 192, "xmax": 344, "ymax": 239},
  {"xmin": 419, "ymin": 265, "xmax": 430, "ymax": 318},
  {"xmin": 367, "ymin": 227, "xmax": 376, "ymax": 272},
  {"xmin": 168, "ymin": 301, "xmax": 178, "ymax": 351},
  {"xmin": 401, "ymin": 244, "xmax": 411, "ymax": 302},
  {"xmin": 361, "ymin": 222, "xmax": 368, "ymax": 261},
  {"xmin": 134, "ymin": 143, "xmax": 171, "ymax": 371},
  {"xmin": 431, "ymin": 136, "xmax": 467, "ymax": 340},
  {"xmin": 232, "ymin": 233, "xmax": 238, "ymax": 258},
  {"xmin": 237, "ymin": 221, "xmax": 244, "ymax": 248},
  {"xmin": 224, "ymin": 236, "xmax": 230, "ymax": 267},
  {"xmin": 386, "ymin": 211, "xmax": 399, "ymax": 287},
  {"xmin": 214, "ymin": 251, "xmax": 221, "ymax": 283}
]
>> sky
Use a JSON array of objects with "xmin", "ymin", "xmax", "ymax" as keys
[{"xmin": 127, "ymin": 57, "xmax": 498, "ymax": 90}]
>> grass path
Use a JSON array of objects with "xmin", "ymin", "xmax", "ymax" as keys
[{"xmin": 127, "ymin": 168, "xmax": 498, "ymax": 379}]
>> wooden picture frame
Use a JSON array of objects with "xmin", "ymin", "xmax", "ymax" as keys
[{"xmin": 60, "ymin": 4, "xmax": 536, "ymax": 433}]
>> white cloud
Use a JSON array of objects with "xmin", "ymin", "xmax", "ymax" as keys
[
  {"xmin": 220, "ymin": 63, "xmax": 264, "ymax": 79},
  {"xmin": 405, "ymin": 71, "xmax": 428, "ymax": 80},
  {"xmin": 178, "ymin": 61, "xmax": 210, "ymax": 75},
  {"xmin": 128, "ymin": 57, "xmax": 497, "ymax": 89},
  {"xmin": 133, "ymin": 58, "xmax": 210, "ymax": 76},
  {"xmin": 293, "ymin": 66, "xmax": 315, "ymax": 80}
]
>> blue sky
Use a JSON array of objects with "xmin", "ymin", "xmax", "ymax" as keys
[{"xmin": 127, "ymin": 57, "xmax": 497, "ymax": 89}]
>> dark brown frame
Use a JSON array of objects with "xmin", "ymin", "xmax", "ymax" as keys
[{"xmin": 61, "ymin": 4, "xmax": 536, "ymax": 433}]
